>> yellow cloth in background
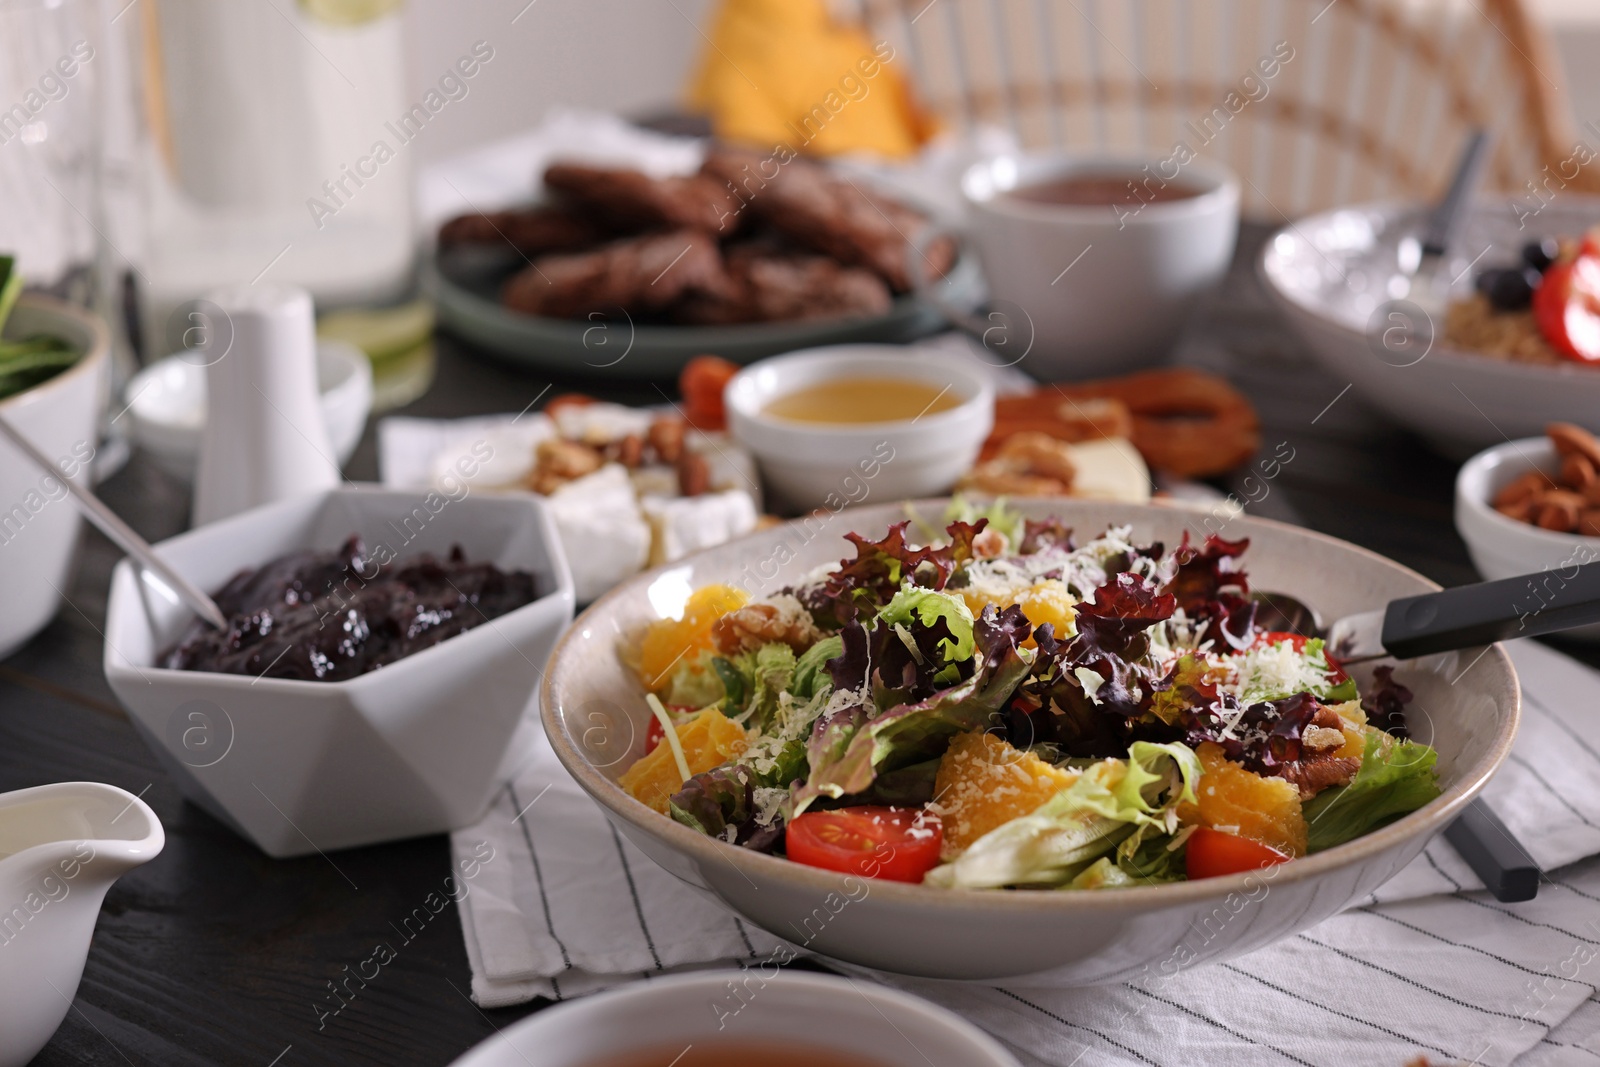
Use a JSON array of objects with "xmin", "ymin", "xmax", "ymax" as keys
[{"xmin": 686, "ymin": 0, "xmax": 937, "ymax": 159}]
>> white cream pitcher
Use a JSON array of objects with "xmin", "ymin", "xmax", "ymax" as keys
[{"xmin": 0, "ymin": 782, "xmax": 164, "ymax": 1067}]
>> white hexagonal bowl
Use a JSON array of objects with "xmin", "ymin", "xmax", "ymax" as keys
[{"xmin": 103, "ymin": 486, "xmax": 574, "ymax": 856}]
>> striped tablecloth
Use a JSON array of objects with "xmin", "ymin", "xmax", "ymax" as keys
[{"xmin": 453, "ymin": 639, "xmax": 1600, "ymax": 1066}]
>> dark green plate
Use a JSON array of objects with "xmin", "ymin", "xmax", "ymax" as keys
[{"xmin": 424, "ymin": 244, "xmax": 974, "ymax": 379}]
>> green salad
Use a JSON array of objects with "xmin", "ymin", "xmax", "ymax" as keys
[{"xmin": 618, "ymin": 504, "xmax": 1441, "ymax": 888}]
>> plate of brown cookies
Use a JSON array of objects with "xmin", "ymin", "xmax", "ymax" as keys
[{"xmin": 425, "ymin": 145, "xmax": 972, "ymax": 378}]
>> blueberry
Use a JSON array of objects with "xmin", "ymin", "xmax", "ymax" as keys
[
  {"xmin": 1523, "ymin": 238, "xmax": 1560, "ymax": 272},
  {"xmin": 1479, "ymin": 266, "xmax": 1542, "ymax": 310}
]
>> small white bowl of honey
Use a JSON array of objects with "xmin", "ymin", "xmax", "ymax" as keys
[{"xmin": 726, "ymin": 344, "xmax": 995, "ymax": 512}]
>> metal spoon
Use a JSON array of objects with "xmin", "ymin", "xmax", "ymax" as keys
[
  {"xmin": 1391, "ymin": 127, "xmax": 1492, "ymax": 313},
  {"xmin": 0, "ymin": 414, "xmax": 228, "ymax": 630},
  {"xmin": 1251, "ymin": 586, "xmax": 1542, "ymax": 903}
]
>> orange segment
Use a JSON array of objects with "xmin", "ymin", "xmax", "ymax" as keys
[
  {"xmin": 960, "ymin": 580, "xmax": 1076, "ymax": 647},
  {"xmin": 1180, "ymin": 742, "xmax": 1307, "ymax": 857},
  {"xmin": 619, "ymin": 708, "xmax": 749, "ymax": 814},
  {"xmin": 1335, "ymin": 725, "xmax": 1366, "ymax": 761},
  {"xmin": 637, "ymin": 583, "xmax": 749, "ymax": 691},
  {"xmin": 933, "ymin": 730, "xmax": 1079, "ymax": 859}
]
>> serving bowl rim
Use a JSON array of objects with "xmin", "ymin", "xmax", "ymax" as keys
[
  {"xmin": 541, "ymin": 497, "xmax": 1519, "ymax": 912},
  {"xmin": 1257, "ymin": 196, "xmax": 1600, "ymax": 385},
  {"xmin": 103, "ymin": 484, "xmax": 574, "ymax": 694}
]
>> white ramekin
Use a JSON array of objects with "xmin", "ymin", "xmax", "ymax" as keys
[{"xmin": 726, "ymin": 344, "xmax": 994, "ymax": 513}]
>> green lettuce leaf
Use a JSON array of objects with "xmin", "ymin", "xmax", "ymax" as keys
[
  {"xmin": 939, "ymin": 495, "xmax": 1026, "ymax": 549},
  {"xmin": 1114, "ymin": 830, "xmax": 1187, "ymax": 884},
  {"xmin": 702, "ymin": 643, "xmax": 797, "ymax": 731},
  {"xmin": 790, "ymin": 635, "xmax": 842, "ymax": 701},
  {"xmin": 1066, "ymin": 856, "xmax": 1137, "ymax": 889},
  {"xmin": 923, "ymin": 741, "xmax": 1201, "ymax": 889},
  {"xmin": 877, "ymin": 587, "xmax": 975, "ymax": 665},
  {"xmin": 788, "ymin": 615, "xmax": 1033, "ymax": 818},
  {"xmin": 739, "ymin": 643, "xmax": 797, "ymax": 732},
  {"xmin": 1302, "ymin": 730, "xmax": 1441, "ymax": 852},
  {"xmin": 659, "ymin": 648, "xmax": 726, "ymax": 708}
]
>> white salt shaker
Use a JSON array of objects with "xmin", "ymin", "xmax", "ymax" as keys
[{"xmin": 192, "ymin": 284, "xmax": 340, "ymax": 526}]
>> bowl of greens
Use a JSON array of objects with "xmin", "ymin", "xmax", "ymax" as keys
[
  {"xmin": 0, "ymin": 256, "xmax": 110, "ymax": 658},
  {"xmin": 541, "ymin": 498, "xmax": 1518, "ymax": 983}
]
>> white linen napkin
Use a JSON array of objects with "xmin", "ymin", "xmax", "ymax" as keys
[{"xmin": 452, "ymin": 638, "xmax": 1600, "ymax": 1066}]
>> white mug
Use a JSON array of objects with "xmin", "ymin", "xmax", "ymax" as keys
[{"xmin": 918, "ymin": 154, "xmax": 1240, "ymax": 379}]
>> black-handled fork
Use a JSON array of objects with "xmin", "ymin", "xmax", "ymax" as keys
[{"xmin": 1251, "ymin": 561, "xmax": 1600, "ymax": 905}]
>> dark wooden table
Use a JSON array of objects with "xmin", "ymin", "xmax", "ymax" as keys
[{"xmin": 7, "ymin": 223, "xmax": 1578, "ymax": 1066}]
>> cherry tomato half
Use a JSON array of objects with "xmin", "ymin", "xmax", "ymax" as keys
[
  {"xmin": 1533, "ymin": 256, "xmax": 1600, "ymax": 363},
  {"xmin": 1579, "ymin": 227, "xmax": 1600, "ymax": 260},
  {"xmin": 1254, "ymin": 630, "xmax": 1348, "ymax": 683},
  {"xmin": 1184, "ymin": 827, "xmax": 1291, "ymax": 880},
  {"xmin": 786, "ymin": 806, "xmax": 943, "ymax": 883}
]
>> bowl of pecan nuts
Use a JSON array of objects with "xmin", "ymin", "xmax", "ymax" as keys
[{"xmin": 1456, "ymin": 423, "xmax": 1600, "ymax": 636}]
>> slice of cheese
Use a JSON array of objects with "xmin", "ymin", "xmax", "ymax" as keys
[
  {"xmin": 641, "ymin": 489, "xmax": 760, "ymax": 566},
  {"xmin": 551, "ymin": 402, "xmax": 655, "ymax": 445},
  {"xmin": 1062, "ymin": 438, "xmax": 1150, "ymax": 503},
  {"xmin": 546, "ymin": 464, "xmax": 651, "ymax": 602},
  {"xmin": 428, "ymin": 420, "xmax": 552, "ymax": 491},
  {"xmin": 689, "ymin": 430, "xmax": 762, "ymax": 507}
]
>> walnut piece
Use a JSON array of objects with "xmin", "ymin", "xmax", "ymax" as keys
[
  {"xmin": 1277, "ymin": 754, "xmax": 1361, "ymax": 798},
  {"xmin": 527, "ymin": 438, "xmax": 603, "ymax": 495},
  {"xmin": 712, "ymin": 602, "xmax": 821, "ymax": 655},
  {"xmin": 972, "ymin": 527, "xmax": 1008, "ymax": 559}
]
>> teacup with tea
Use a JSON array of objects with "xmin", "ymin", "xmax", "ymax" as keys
[{"xmin": 919, "ymin": 154, "xmax": 1240, "ymax": 378}]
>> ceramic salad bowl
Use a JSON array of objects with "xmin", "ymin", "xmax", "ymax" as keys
[{"xmin": 540, "ymin": 499, "xmax": 1518, "ymax": 984}]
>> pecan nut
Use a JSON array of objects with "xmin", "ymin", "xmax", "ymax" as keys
[
  {"xmin": 1533, "ymin": 489, "xmax": 1585, "ymax": 532},
  {"xmin": 677, "ymin": 449, "xmax": 711, "ymax": 497},
  {"xmin": 648, "ymin": 417, "xmax": 685, "ymax": 464},
  {"xmin": 1548, "ymin": 422, "xmax": 1600, "ymax": 469}
]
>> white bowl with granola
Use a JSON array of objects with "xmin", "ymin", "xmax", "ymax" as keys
[{"xmin": 1260, "ymin": 199, "xmax": 1600, "ymax": 457}]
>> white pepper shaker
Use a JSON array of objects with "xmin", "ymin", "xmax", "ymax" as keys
[{"xmin": 192, "ymin": 283, "xmax": 339, "ymax": 526}]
